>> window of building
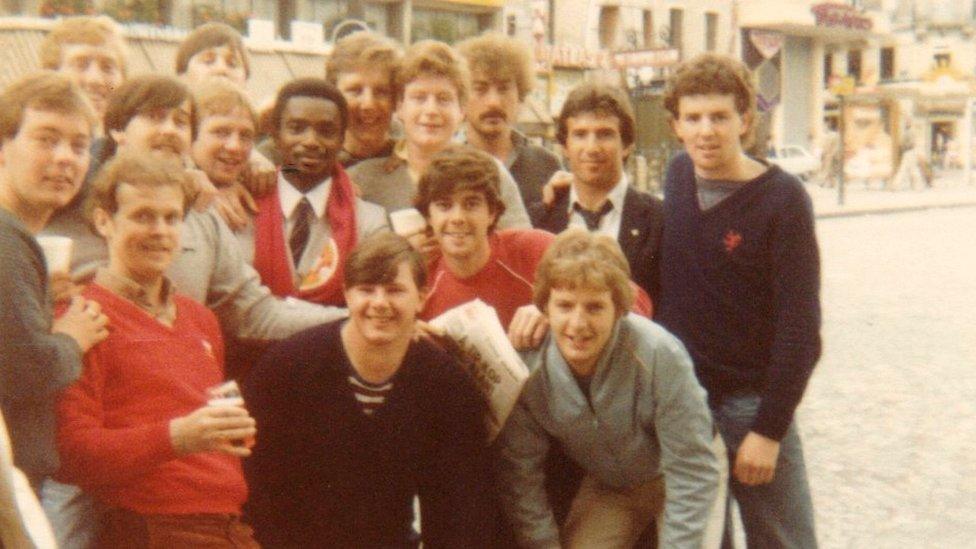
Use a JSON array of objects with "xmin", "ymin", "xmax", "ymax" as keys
[
  {"xmin": 411, "ymin": 9, "xmax": 485, "ymax": 44},
  {"xmin": 880, "ymin": 47, "xmax": 895, "ymax": 80},
  {"xmin": 669, "ymin": 8, "xmax": 683, "ymax": 58},
  {"xmin": 824, "ymin": 53, "xmax": 833, "ymax": 87},
  {"xmin": 848, "ymin": 49, "xmax": 862, "ymax": 83},
  {"xmin": 705, "ymin": 12, "xmax": 718, "ymax": 51},
  {"xmin": 934, "ymin": 52, "xmax": 951, "ymax": 68},
  {"xmin": 599, "ymin": 6, "xmax": 620, "ymax": 49},
  {"xmin": 507, "ymin": 14, "xmax": 517, "ymax": 36},
  {"xmin": 643, "ymin": 10, "xmax": 654, "ymax": 47}
]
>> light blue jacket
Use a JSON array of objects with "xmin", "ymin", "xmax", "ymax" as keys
[{"xmin": 497, "ymin": 314, "xmax": 719, "ymax": 548}]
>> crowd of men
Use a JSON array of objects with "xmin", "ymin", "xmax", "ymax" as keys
[{"xmin": 0, "ymin": 14, "xmax": 822, "ymax": 549}]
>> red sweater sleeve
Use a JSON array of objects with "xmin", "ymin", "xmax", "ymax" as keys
[{"xmin": 56, "ymin": 347, "xmax": 177, "ymax": 489}]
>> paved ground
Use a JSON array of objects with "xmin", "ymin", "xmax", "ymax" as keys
[
  {"xmin": 789, "ymin": 206, "xmax": 976, "ymax": 548},
  {"xmin": 806, "ymin": 168, "xmax": 976, "ymax": 218}
]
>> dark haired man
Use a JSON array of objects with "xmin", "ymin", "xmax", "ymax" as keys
[
  {"xmin": 244, "ymin": 232, "xmax": 493, "ymax": 547},
  {"xmin": 659, "ymin": 53, "xmax": 821, "ymax": 547},
  {"xmin": 529, "ymin": 84, "xmax": 662, "ymax": 304},
  {"xmin": 239, "ymin": 77, "xmax": 388, "ymax": 306}
]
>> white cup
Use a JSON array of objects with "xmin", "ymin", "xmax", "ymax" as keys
[
  {"xmin": 389, "ymin": 208, "xmax": 427, "ymax": 237},
  {"xmin": 36, "ymin": 236, "xmax": 73, "ymax": 274}
]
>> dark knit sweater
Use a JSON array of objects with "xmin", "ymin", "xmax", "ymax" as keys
[
  {"xmin": 242, "ymin": 320, "xmax": 494, "ymax": 548},
  {"xmin": 658, "ymin": 152, "xmax": 822, "ymax": 441}
]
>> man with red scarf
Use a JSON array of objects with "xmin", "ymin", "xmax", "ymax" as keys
[{"xmin": 241, "ymin": 78, "xmax": 388, "ymax": 306}]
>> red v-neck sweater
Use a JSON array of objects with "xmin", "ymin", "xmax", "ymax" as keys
[{"xmin": 56, "ymin": 283, "xmax": 247, "ymax": 515}]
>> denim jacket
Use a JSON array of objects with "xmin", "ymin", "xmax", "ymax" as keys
[{"xmin": 497, "ymin": 314, "xmax": 719, "ymax": 548}]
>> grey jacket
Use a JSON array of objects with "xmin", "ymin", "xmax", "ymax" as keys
[
  {"xmin": 348, "ymin": 154, "xmax": 531, "ymax": 229},
  {"xmin": 497, "ymin": 314, "xmax": 719, "ymax": 548},
  {"xmin": 0, "ymin": 208, "xmax": 83, "ymax": 481},
  {"xmin": 42, "ymin": 205, "xmax": 345, "ymax": 342}
]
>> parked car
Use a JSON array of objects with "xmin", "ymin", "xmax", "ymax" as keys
[{"xmin": 769, "ymin": 145, "xmax": 819, "ymax": 181}]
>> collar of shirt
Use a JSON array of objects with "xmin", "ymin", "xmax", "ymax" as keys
[
  {"xmin": 567, "ymin": 173, "xmax": 628, "ymax": 216},
  {"xmin": 277, "ymin": 170, "xmax": 332, "ymax": 220},
  {"xmin": 94, "ymin": 267, "xmax": 177, "ymax": 324}
]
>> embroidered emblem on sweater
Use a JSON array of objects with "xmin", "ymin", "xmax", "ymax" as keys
[{"xmin": 723, "ymin": 229, "xmax": 743, "ymax": 253}]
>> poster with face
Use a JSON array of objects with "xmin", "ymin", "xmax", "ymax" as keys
[{"xmin": 843, "ymin": 101, "xmax": 895, "ymax": 182}]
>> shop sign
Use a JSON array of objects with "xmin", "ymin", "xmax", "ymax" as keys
[
  {"xmin": 811, "ymin": 3, "xmax": 872, "ymax": 31},
  {"xmin": 535, "ymin": 44, "xmax": 678, "ymax": 70}
]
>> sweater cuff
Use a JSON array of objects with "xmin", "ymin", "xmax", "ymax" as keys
[{"xmin": 750, "ymin": 406, "xmax": 793, "ymax": 441}]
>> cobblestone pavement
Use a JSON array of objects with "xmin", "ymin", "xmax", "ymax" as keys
[{"xmin": 794, "ymin": 207, "xmax": 976, "ymax": 548}]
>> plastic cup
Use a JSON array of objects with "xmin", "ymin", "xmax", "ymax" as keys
[
  {"xmin": 389, "ymin": 208, "xmax": 427, "ymax": 237},
  {"xmin": 207, "ymin": 380, "xmax": 254, "ymax": 449},
  {"xmin": 36, "ymin": 236, "xmax": 73, "ymax": 274}
]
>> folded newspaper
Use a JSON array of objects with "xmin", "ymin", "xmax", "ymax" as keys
[{"xmin": 430, "ymin": 299, "xmax": 530, "ymax": 440}]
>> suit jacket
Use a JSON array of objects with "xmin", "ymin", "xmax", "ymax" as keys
[{"xmin": 528, "ymin": 185, "xmax": 663, "ymax": 306}]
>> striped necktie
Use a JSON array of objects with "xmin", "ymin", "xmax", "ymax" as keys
[{"xmin": 289, "ymin": 197, "xmax": 314, "ymax": 267}]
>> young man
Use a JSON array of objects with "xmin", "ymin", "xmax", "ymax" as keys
[
  {"xmin": 659, "ymin": 53, "xmax": 822, "ymax": 547},
  {"xmin": 325, "ymin": 30, "xmax": 401, "ymax": 167},
  {"xmin": 241, "ymin": 78, "xmax": 387, "ymax": 305},
  {"xmin": 529, "ymin": 84, "xmax": 662, "ymax": 303},
  {"xmin": 56, "ymin": 152, "xmax": 259, "ymax": 547},
  {"xmin": 348, "ymin": 40, "xmax": 530, "ymax": 230},
  {"xmin": 496, "ymin": 229, "xmax": 719, "ymax": 548},
  {"xmin": 457, "ymin": 32, "xmax": 562, "ymax": 207},
  {"xmin": 0, "ymin": 72, "xmax": 108, "ymax": 490},
  {"xmin": 175, "ymin": 22, "xmax": 249, "ymax": 86},
  {"xmin": 39, "ymin": 16, "xmax": 127, "ymax": 126},
  {"xmin": 243, "ymin": 231, "xmax": 493, "ymax": 547},
  {"xmin": 415, "ymin": 145, "xmax": 553, "ymax": 336}
]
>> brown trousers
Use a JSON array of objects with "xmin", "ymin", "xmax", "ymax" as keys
[{"xmin": 97, "ymin": 507, "xmax": 260, "ymax": 549}]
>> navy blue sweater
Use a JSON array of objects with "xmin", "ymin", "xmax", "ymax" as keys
[{"xmin": 658, "ymin": 153, "xmax": 821, "ymax": 440}]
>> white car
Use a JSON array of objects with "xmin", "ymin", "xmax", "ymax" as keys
[{"xmin": 769, "ymin": 145, "xmax": 819, "ymax": 181}]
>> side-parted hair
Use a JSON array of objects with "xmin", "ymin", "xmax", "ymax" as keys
[
  {"xmin": 556, "ymin": 83, "xmax": 635, "ymax": 148},
  {"xmin": 191, "ymin": 78, "xmax": 257, "ymax": 133},
  {"xmin": 663, "ymin": 53, "xmax": 757, "ymax": 122},
  {"xmin": 39, "ymin": 16, "xmax": 129, "ymax": 75},
  {"xmin": 102, "ymin": 75, "xmax": 196, "ymax": 162},
  {"xmin": 175, "ymin": 22, "xmax": 250, "ymax": 79},
  {"xmin": 325, "ymin": 31, "xmax": 402, "ymax": 86},
  {"xmin": 395, "ymin": 40, "xmax": 470, "ymax": 105},
  {"xmin": 266, "ymin": 78, "xmax": 348, "ymax": 137},
  {"xmin": 456, "ymin": 32, "xmax": 534, "ymax": 101},
  {"xmin": 86, "ymin": 151, "xmax": 195, "ymax": 223},
  {"xmin": 0, "ymin": 72, "xmax": 97, "ymax": 142},
  {"xmin": 414, "ymin": 145, "xmax": 505, "ymax": 232},
  {"xmin": 533, "ymin": 228, "xmax": 634, "ymax": 317},
  {"xmin": 344, "ymin": 231, "xmax": 427, "ymax": 290}
]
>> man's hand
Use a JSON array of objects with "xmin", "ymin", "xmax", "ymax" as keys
[
  {"xmin": 413, "ymin": 319, "xmax": 445, "ymax": 342},
  {"xmin": 241, "ymin": 150, "xmax": 277, "ymax": 197},
  {"xmin": 541, "ymin": 170, "xmax": 574, "ymax": 206},
  {"xmin": 53, "ymin": 296, "xmax": 109, "ymax": 352},
  {"xmin": 169, "ymin": 405, "xmax": 256, "ymax": 457},
  {"xmin": 733, "ymin": 431, "xmax": 781, "ymax": 486},
  {"xmin": 213, "ymin": 182, "xmax": 258, "ymax": 232},
  {"xmin": 187, "ymin": 168, "xmax": 219, "ymax": 212},
  {"xmin": 507, "ymin": 305, "xmax": 548, "ymax": 350},
  {"xmin": 50, "ymin": 271, "xmax": 80, "ymax": 304},
  {"xmin": 404, "ymin": 229, "xmax": 440, "ymax": 262}
]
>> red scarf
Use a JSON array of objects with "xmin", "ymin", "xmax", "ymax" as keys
[{"xmin": 252, "ymin": 166, "xmax": 357, "ymax": 306}]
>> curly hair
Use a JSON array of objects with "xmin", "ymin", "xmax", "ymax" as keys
[
  {"xmin": 456, "ymin": 32, "xmax": 534, "ymax": 100},
  {"xmin": 662, "ymin": 53, "xmax": 756, "ymax": 121},
  {"xmin": 394, "ymin": 40, "xmax": 470, "ymax": 105}
]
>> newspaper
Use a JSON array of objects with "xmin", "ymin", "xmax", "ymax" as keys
[{"xmin": 430, "ymin": 299, "xmax": 530, "ymax": 441}]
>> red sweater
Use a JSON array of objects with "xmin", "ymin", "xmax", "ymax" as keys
[
  {"xmin": 422, "ymin": 230, "xmax": 554, "ymax": 328},
  {"xmin": 56, "ymin": 283, "xmax": 247, "ymax": 515},
  {"xmin": 421, "ymin": 229, "xmax": 653, "ymax": 327}
]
